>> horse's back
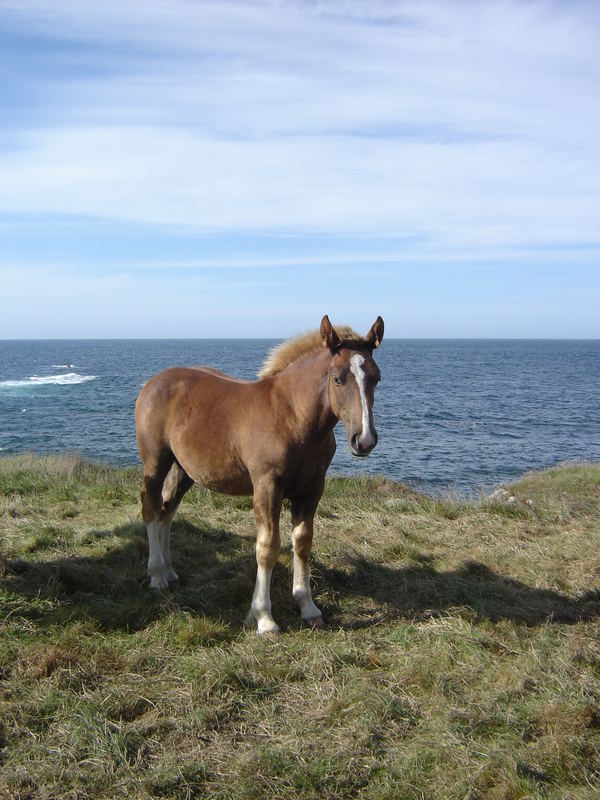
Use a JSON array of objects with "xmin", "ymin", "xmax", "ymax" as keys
[
  {"xmin": 139, "ymin": 364, "xmax": 246, "ymax": 395},
  {"xmin": 190, "ymin": 366, "xmax": 249, "ymax": 384},
  {"xmin": 136, "ymin": 366, "xmax": 254, "ymax": 438}
]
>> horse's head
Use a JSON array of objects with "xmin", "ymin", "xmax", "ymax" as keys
[{"xmin": 321, "ymin": 315, "xmax": 384, "ymax": 457}]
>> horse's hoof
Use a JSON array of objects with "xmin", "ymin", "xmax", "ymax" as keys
[
  {"xmin": 258, "ymin": 624, "xmax": 280, "ymax": 636},
  {"xmin": 304, "ymin": 615, "xmax": 323, "ymax": 628},
  {"xmin": 244, "ymin": 608, "xmax": 280, "ymax": 634},
  {"xmin": 256, "ymin": 616, "xmax": 280, "ymax": 635},
  {"xmin": 150, "ymin": 575, "xmax": 169, "ymax": 590}
]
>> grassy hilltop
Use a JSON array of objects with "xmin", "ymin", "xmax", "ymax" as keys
[{"xmin": 0, "ymin": 454, "xmax": 599, "ymax": 799}]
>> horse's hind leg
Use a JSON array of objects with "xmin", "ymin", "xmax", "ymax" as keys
[
  {"xmin": 140, "ymin": 449, "xmax": 177, "ymax": 590},
  {"xmin": 158, "ymin": 462, "xmax": 194, "ymax": 583}
]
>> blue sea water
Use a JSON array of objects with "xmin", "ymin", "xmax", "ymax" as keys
[{"xmin": 0, "ymin": 339, "xmax": 598, "ymax": 495}]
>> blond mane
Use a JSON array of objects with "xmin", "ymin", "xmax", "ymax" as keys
[{"xmin": 258, "ymin": 325, "xmax": 361, "ymax": 379}]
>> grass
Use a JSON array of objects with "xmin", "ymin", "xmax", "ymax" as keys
[{"xmin": 0, "ymin": 453, "xmax": 599, "ymax": 799}]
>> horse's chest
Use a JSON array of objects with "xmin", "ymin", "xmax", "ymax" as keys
[{"xmin": 279, "ymin": 437, "xmax": 336, "ymax": 497}]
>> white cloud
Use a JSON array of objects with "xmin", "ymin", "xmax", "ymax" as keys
[
  {"xmin": 1, "ymin": 125, "xmax": 597, "ymax": 247},
  {"xmin": 0, "ymin": 1, "xmax": 598, "ymax": 247}
]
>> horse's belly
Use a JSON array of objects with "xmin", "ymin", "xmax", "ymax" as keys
[
  {"xmin": 172, "ymin": 436, "xmax": 253, "ymax": 496},
  {"xmin": 200, "ymin": 472, "xmax": 253, "ymax": 496}
]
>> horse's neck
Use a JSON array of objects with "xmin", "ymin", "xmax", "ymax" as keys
[{"xmin": 276, "ymin": 349, "xmax": 336, "ymax": 438}]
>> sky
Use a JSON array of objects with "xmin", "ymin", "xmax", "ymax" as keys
[{"xmin": 0, "ymin": 0, "xmax": 598, "ymax": 339}]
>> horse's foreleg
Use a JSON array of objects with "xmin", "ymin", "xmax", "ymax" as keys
[
  {"xmin": 291, "ymin": 491, "xmax": 324, "ymax": 626},
  {"xmin": 246, "ymin": 481, "xmax": 282, "ymax": 634}
]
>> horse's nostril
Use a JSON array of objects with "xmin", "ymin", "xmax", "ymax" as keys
[{"xmin": 351, "ymin": 434, "xmax": 360, "ymax": 450}]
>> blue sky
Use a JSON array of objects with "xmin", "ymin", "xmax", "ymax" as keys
[{"xmin": 0, "ymin": 0, "xmax": 598, "ymax": 338}]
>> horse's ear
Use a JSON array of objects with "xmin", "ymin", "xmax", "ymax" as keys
[
  {"xmin": 365, "ymin": 316, "xmax": 384, "ymax": 351},
  {"xmin": 320, "ymin": 315, "xmax": 341, "ymax": 352}
]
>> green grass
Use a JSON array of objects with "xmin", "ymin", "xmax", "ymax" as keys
[{"xmin": 1, "ymin": 454, "xmax": 599, "ymax": 799}]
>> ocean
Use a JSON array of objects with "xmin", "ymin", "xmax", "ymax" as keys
[{"xmin": 0, "ymin": 339, "xmax": 598, "ymax": 495}]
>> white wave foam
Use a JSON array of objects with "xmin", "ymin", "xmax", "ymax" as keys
[
  {"xmin": 0, "ymin": 372, "xmax": 98, "ymax": 388},
  {"xmin": 52, "ymin": 363, "xmax": 76, "ymax": 368}
]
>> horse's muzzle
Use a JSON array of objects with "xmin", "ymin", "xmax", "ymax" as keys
[{"xmin": 350, "ymin": 431, "xmax": 378, "ymax": 457}]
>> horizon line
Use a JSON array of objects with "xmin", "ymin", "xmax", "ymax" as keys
[{"xmin": 2, "ymin": 336, "xmax": 599, "ymax": 343}]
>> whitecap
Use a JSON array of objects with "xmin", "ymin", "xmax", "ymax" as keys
[{"xmin": 0, "ymin": 372, "xmax": 98, "ymax": 388}]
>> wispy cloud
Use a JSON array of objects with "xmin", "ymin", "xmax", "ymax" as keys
[
  {"xmin": 2, "ymin": 125, "xmax": 597, "ymax": 247},
  {"xmin": 1, "ymin": 1, "xmax": 598, "ymax": 244}
]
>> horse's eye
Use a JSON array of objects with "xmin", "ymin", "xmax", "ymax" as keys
[{"xmin": 333, "ymin": 375, "xmax": 343, "ymax": 386}]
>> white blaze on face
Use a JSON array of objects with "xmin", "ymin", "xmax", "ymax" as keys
[{"xmin": 349, "ymin": 353, "xmax": 376, "ymax": 449}]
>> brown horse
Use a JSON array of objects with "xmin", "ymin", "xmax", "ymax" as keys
[{"xmin": 135, "ymin": 315, "xmax": 384, "ymax": 633}]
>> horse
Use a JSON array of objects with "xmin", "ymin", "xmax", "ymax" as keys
[{"xmin": 135, "ymin": 315, "xmax": 384, "ymax": 633}]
